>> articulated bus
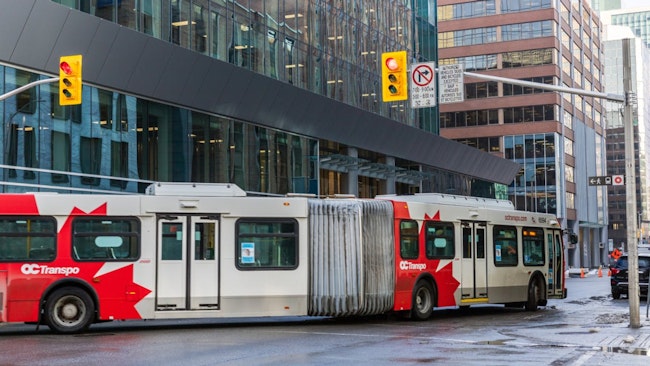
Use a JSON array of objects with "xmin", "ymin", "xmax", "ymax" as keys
[{"xmin": 0, "ymin": 183, "xmax": 566, "ymax": 333}]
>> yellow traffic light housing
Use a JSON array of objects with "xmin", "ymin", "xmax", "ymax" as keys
[
  {"xmin": 59, "ymin": 55, "xmax": 82, "ymax": 105},
  {"xmin": 381, "ymin": 51, "xmax": 408, "ymax": 102}
]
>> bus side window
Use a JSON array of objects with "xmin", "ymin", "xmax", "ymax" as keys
[
  {"xmin": 400, "ymin": 220, "xmax": 419, "ymax": 260},
  {"xmin": 236, "ymin": 219, "xmax": 298, "ymax": 269},
  {"xmin": 523, "ymin": 227, "xmax": 544, "ymax": 266},
  {"xmin": 72, "ymin": 217, "xmax": 140, "ymax": 261},
  {"xmin": 0, "ymin": 217, "xmax": 56, "ymax": 261},
  {"xmin": 494, "ymin": 225, "xmax": 518, "ymax": 266},
  {"xmin": 425, "ymin": 222, "xmax": 455, "ymax": 259}
]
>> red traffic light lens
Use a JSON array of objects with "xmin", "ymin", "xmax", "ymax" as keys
[
  {"xmin": 385, "ymin": 57, "xmax": 399, "ymax": 71},
  {"xmin": 60, "ymin": 61, "xmax": 72, "ymax": 75}
]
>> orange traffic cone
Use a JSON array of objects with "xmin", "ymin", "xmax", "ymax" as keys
[
  {"xmin": 597, "ymin": 266, "xmax": 603, "ymax": 278},
  {"xmin": 608, "ymin": 268, "xmax": 612, "ymax": 276},
  {"xmin": 580, "ymin": 268, "xmax": 585, "ymax": 278}
]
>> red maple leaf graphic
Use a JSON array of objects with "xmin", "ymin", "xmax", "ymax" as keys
[
  {"xmin": 431, "ymin": 260, "xmax": 460, "ymax": 307},
  {"xmin": 94, "ymin": 264, "xmax": 151, "ymax": 320},
  {"xmin": 420, "ymin": 210, "xmax": 460, "ymax": 307},
  {"xmin": 56, "ymin": 203, "xmax": 151, "ymax": 320}
]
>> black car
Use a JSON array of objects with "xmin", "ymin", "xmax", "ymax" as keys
[{"xmin": 610, "ymin": 255, "xmax": 650, "ymax": 299}]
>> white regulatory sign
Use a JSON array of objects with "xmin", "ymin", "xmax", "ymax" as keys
[
  {"xmin": 438, "ymin": 64, "xmax": 464, "ymax": 104},
  {"xmin": 410, "ymin": 62, "xmax": 436, "ymax": 109}
]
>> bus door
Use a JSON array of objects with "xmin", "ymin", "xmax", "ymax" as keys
[
  {"xmin": 547, "ymin": 229, "xmax": 565, "ymax": 298},
  {"xmin": 156, "ymin": 215, "xmax": 219, "ymax": 310},
  {"xmin": 461, "ymin": 221, "xmax": 487, "ymax": 300}
]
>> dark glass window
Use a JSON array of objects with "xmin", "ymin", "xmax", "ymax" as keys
[
  {"xmin": 425, "ymin": 222, "xmax": 455, "ymax": 259},
  {"xmin": 523, "ymin": 227, "xmax": 545, "ymax": 266},
  {"xmin": 400, "ymin": 220, "xmax": 419, "ymax": 260},
  {"xmin": 72, "ymin": 217, "xmax": 140, "ymax": 261},
  {"xmin": 494, "ymin": 225, "xmax": 518, "ymax": 266},
  {"xmin": 236, "ymin": 219, "xmax": 298, "ymax": 269},
  {"xmin": 0, "ymin": 217, "xmax": 56, "ymax": 261}
]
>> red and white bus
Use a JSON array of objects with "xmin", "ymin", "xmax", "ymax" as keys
[{"xmin": 0, "ymin": 183, "xmax": 566, "ymax": 333}]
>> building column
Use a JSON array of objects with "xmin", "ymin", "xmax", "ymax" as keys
[
  {"xmin": 385, "ymin": 156, "xmax": 396, "ymax": 194},
  {"xmin": 342, "ymin": 147, "xmax": 359, "ymax": 197}
]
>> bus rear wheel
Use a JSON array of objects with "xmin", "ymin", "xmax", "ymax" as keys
[
  {"xmin": 44, "ymin": 287, "xmax": 95, "ymax": 334},
  {"xmin": 411, "ymin": 280, "xmax": 434, "ymax": 320}
]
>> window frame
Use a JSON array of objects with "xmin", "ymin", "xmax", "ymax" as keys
[
  {"xmin": 399, "ymin": 219, "xmax": 419, "ymax": 260},
  {"xmin": 425, "ymin": 221, "xmax": 455, "ymax": 259},
  {"xmin": 72, "ymin": 216, "xmax": 141, "ymax": 262},
  {"xmin": 0, "ymin": 216, "xmax": 57, "ymax": 262},
  {"xmin": 522, "ymin": 227, "xmax": 545, "ymax": 266},
  {"xmin": 235, "ymin": 218, "xmax": 299, "ymax": 270},
  {"xmin": 493, "ymin": 225, "xmax": 518, "ymax": 266}
]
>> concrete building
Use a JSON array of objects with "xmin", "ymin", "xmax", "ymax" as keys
[
  {"xmin": 0, "ymin": 0, "xmax": 519, "ymax": 199},
  {"xmin": 438, "ymin": 0, "xmax": 608, "ymax": 268}
]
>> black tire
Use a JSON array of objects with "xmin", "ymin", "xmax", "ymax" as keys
[
  {"xmin": 411, "ymin": 280, "xmax": 434, "ymax": 320},
  {"xmin": 525, "ymin": 279, "xmax": 542, "ymax": 311},
  {"xmin": 612, "ymin": 289, "xmax": 621, "ymax": 300},
  {"xmin": 44, "ymin": 287, "xmax": 95, "ymax": 334}
]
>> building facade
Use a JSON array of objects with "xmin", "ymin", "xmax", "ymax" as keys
[
  {"xmin": 438, "ymin": 0, "xmax": 608, "ymax": 268},
  {"xmin": 0, "ymin": 0, "xmax": 519, "ymax": 199}
]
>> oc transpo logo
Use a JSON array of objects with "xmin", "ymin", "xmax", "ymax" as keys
[
  {"xmin": 21, "ymin": 263, "xmax": 80, "ymax": 277},
  {"xmin": 399, "ymin": 260, "xmax": 427, "ymax": 271}
]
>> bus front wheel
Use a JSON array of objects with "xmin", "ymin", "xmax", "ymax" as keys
[
  {"xmin": 411, "ymin": 280, "xmax": 434, "ymax": 320},
  {"xmin": 525, "ymin": 278, "xmax": 543, "ymax": 311},
  {"xmin": 44, "ymin": 287, "xmax": 95, "ymax": 334}
]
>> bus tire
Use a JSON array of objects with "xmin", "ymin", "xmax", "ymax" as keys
[
  {"xmin": 411, "ymin": 280, "xmax": 434, "ymax": 320},
  {"xmin": 44, "ymin": 287, "xmax": 95, "ymax": 334},
  {"xmin": 525, "ymin": 278, "xmax": 543, "ymax": 311}
]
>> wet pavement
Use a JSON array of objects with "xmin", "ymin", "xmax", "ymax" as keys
[{"xmin": 518, "ymin": 270, "xmax": 650, "ymax": 364}]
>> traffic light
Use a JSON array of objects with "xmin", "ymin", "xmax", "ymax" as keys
[
  {"xmin": 381, "ymin": 51, "xmax": 408, "ymax": 102},
  {"xmin": 59, "ymin": 55, "xmax": 82, "ymax": 105}
]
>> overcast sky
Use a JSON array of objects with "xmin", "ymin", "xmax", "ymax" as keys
[{"xmin": 621, "ymin": 0, "xmax": 649, "ymax": 8}]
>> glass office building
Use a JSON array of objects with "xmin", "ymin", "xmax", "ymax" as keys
[{"xmin": 0, "ymin": 0, "xmax": 518, "ymax": 197}]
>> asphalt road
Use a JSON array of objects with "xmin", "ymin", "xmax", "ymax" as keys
[{"xmin": 1, "ymin": 272, "xmax": 649, "ymax": 365}]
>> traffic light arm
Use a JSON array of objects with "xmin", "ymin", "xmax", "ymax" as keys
[
  {"xmin": 0, "ymin": 77, "xmax": 59, "ymax": 102},
  {"xmin": 464, "ymin": 71, "xmax": 625, "ymax": 103}
]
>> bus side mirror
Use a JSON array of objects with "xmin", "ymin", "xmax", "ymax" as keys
[{"xmin": 569, "ymin": 234, "xmax": 578, "ymax": 244}]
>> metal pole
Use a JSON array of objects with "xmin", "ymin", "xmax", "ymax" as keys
[
  {"xmin": 622, "ymin": 39, "xmax": 640, "ymax": 328},
  {"xmin": 463, "ymin": 71, "xmax": 625, "ymax": 103},
  {"xmin": 0, "ymin": 77, "xmax": 59, "ymax": 101}
]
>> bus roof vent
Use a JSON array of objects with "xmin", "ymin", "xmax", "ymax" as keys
[{"xmin": 145, "ymin": 182, "xmax": 246, "ymax": 197}]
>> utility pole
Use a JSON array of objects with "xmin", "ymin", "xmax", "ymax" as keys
[
  {"xmin": 466, "ymin": 63, "xmax": 641, "ymax": 327},
  {"xmin": 622, "ymin": 38, "xmax": 640, "ymax": 328}
]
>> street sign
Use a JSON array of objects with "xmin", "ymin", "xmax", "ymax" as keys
[
  {"xmin": 612, "ymin": 174, "xmax": 625, "ymax": 185},
  {"xmin": 410, "ymin": 62, "xmax": 436, "ymax": 108},
  {"xmin": 438, "ymin": 64, "xmax": 464, "ymax": 104},
  {"xmin": 588, "ymin": 175, "xmax": 625, "ymax": 186}
]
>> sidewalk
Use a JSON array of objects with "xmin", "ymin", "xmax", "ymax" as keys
[{"xmin": 540, "ymin": 271, "xmax": 650, "ymax": 354}]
